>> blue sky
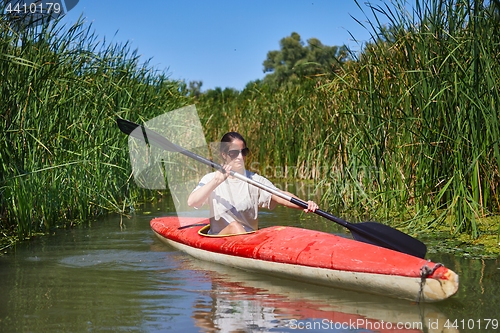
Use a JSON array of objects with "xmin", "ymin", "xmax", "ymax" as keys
[{"xmin": 59, "ymin": 1, "xmax": 396, "ymax": 91}]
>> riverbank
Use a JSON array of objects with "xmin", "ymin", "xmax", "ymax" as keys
[
  {"xmin": 2, "ymin": 209, "xmax": 499, "ymax": 259},
  {"xmin": 423, "ymin": 217, "xmax": 500, "ymax": 259}
]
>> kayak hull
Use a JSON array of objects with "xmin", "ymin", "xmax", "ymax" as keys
[{"xmin": 151, "ymin": 216, "xmax": 459, "ymax": 302}]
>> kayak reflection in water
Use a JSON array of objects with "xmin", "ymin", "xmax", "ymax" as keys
[{"xmin": 187, "ymin": 131, "xmax": 318, "ymax": 236}]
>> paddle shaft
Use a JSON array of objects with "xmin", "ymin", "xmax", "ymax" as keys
[
  {"xmin": 117, "ymin": 118, "xmax": 349, "ymax": 221},
  {"xmin": 116, "ymin": 118, "xmax": 427, "ymax": 258}
]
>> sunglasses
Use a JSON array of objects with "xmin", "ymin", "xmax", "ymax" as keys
[{"xmin": 226, "ymin": 148, "xmax": 250, "ymax": 159}]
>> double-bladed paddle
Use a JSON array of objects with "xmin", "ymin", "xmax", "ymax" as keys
[{"xmin": 116, "ymin": 118, "xmax": 427, "ymax": 258}]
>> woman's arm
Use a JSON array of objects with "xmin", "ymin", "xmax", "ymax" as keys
[
  {"xmin": 271, "ymin": 191, "xmax": 318, "ymax": 213},
  {"xmin": 187, "ymin": 165, "xmax": 231, "ymax": 208}
]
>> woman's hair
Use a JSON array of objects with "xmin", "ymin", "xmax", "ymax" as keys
[{"xmin": 220, "ymin": 132, "xmax": 247, "ymax": 152}]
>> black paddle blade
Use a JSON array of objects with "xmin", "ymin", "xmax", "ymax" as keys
[
  {"xmin": 116, "ymin": 118, "xmax": 141, "ymax": 136},
  {"xmin": 116, "ymin": 118, "xmax": 184, "ymax": 153},
  {"xmin": 293, "ymin": 201, "xmax": 427, "ymax": 258},
  {"xmin": 116, "ymin": 118, "xmax": 223, "ymax": 171},
  {"xmin": 350, "ymin": 222, "xmax": 427, "ymax": 259}
]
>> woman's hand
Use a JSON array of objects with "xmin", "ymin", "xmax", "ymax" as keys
[
  {"xmin": 214, "ymin": 164, "xmax": 232, "ymax": 184},
  {"xmin": 187, "ymin": 164, "xmax": 232, "ymax": 208},
  {"xmin": 304, "ymin": 200, "xmax": 319, "ymax": 213}
]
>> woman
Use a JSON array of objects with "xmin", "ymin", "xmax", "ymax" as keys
[{"xmin": 187, "ymin": 131, "xmax": 318, "ymax": 235}]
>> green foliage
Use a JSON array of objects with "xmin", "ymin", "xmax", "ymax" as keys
[
  {"xmin": 2, "ymin": 0, "xmax": 500, "ymax": 243},
  {"xmin": 0, "ymin": 17, "xmax": 190, "ymax": 240},
  {"xmin": 262, "ymin": 32, "xmax": 350, "ymax": 86},
  {"xmin": 332, "ymin": 0, "xmax": 500, "ymax": 236},
  {"xmin": 197, "ymin": 0, "xmax": 500, "ymax": 238}
]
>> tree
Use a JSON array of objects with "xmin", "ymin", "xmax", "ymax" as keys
[
  {"xmin": 188, "ymin": 80, "xmax": 203, "ymax": 98},
  {"xmin": 262, "ymin": 32, "xmax": 350, "ymax": 86},
  {"xmin": 201, "ymin": 86, "xmax": 239, "ymax": 102}
]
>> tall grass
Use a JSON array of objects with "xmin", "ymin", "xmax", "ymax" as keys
[
  {"xmin": 0, "ymin": 16, "xmax": 190, "ymax": 240},
  {"xmin": 2, "ymin": 0, "xmax": 499, "ymax": 243},
  {"xmin": 196, "ymin": 0, "xmax": 500, "ymax": 237},
  {"xmin": 328, "ymin": 0, "xmax": 500, "ymax": 236}
]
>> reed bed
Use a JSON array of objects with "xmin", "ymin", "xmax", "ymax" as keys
[
  {"xmin": 332, "ymin": 0, "xmax": 500, "ymax": 236},
  {"xmin": 2, "ymin": 0, "xmax": 499, "ymax": 243},
  {"xmin": 197, "ymin": 0, "xmax": 500, "ymax": 237},
  {"xmin": 0, "ymin": 17, "xmax": 190, "ymax": 241}
]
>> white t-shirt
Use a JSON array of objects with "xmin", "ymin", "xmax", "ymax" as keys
[{"xmin": 193, "ymin": 170, "xmax": 278, "ymax": 234}]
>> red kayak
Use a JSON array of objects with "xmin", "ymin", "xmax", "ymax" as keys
[{"xmin": 151, "ymin": 216, "xmax": 459, "ymax": 302}]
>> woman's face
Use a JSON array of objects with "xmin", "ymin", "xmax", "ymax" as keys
[{"xmin": 222, "ymin": 139, "xmax": 247, "ymax": 172}]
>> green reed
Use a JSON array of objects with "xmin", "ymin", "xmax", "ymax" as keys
[
  {"xmin": 337, "ymin": 0, "xmax": 500, "ymax": 236},
  {"xmin": 2, "ymin": 0, "xmax": 498, "ymax": 243},
  {"xmin": 0, "ymin": 16, "xmax": 190, "ymax": 241},
  {"xmin": 196, "ymin": 0, "xmax": 500, "ymax": 237}
]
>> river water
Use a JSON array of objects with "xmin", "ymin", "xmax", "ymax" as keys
[{"xmin": 0, "ymin": 201, "xmax": 499, "ymax": 333}]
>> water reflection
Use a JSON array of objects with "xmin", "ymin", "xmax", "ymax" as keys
[
  {"xmin": 0, "ymin": 200, "xmax": 498, "ymax": 333},
  {"xmin": 171, "ymin": 257, "xmax": 458, "ymax": 333}
]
